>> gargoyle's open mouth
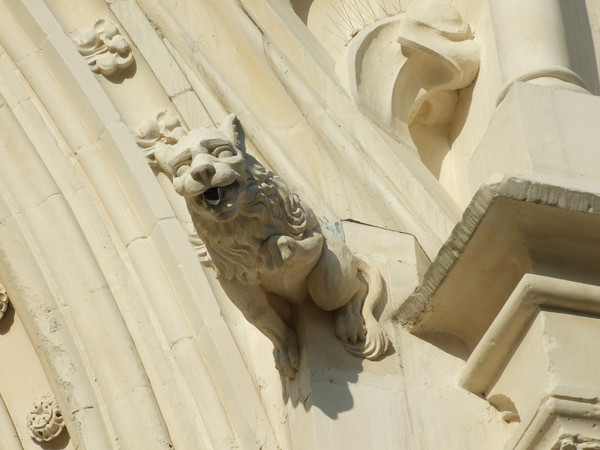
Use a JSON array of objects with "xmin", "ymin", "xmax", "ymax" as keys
[
  {"xmin": 198, "ymin": 181, "xmax": 239, "ymax": 210},
  {"xmin": 203, "ymin": 186, "xmax": 225, "ymax": 206}
]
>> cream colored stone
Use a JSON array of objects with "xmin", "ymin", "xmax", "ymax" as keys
[
  {"xmin": 26, "ymin": 394, "xmax": 65, "ymax": 443},
  {"xmin": 75, "ymin": 19, "xmax": 134, "ymax": 77},
  {"xmin": 0, "ymin": 0, "xmax": 599, "ymax": 448},
  {"xmin": 155, "ymin": 115, "xmax": 389, "ymax": 378}
]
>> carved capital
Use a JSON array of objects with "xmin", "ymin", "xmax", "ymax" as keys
[
  {"xmin": 76, "ymin": 20, "xmax": 134, "ymax": 77},
  {"xmin": 26, "ymin": 394, "xmax": 65, "ymax": 443}
]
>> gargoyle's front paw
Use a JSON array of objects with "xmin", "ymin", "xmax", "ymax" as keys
[
  {"xmin": 260, "ymin": 235, "xmax": 296, "ymax": 270},
  {"xmin": 334, "ymin": 307, "xmax": 366, "ymax": 344},
  {"xmin": 273, "ymin": 333, "xmax": 300, "ymax": 380}
]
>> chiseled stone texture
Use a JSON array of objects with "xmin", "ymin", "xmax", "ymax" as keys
[{"xmin": 1, "ymin": 0, "xmax": 600, "ymax": 449}]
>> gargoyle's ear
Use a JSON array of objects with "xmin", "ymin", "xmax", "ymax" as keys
[
  {"xmin": 219, "ymin": 114, "xmax": 246, "ymax": 152},
  {"xmin": 154, "ymin": 141, "xmax": 174, "ymax": 178}
]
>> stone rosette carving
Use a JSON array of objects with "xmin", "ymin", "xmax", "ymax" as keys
[
  {"xmin": 154, "ymin": 114, "xmax": 389, "ymax": 379},
  {"xmin": 26, "ymin": 394, "xmax": 65, "ymax": 442},
  {"xmin": 76, "ymin": 20, "xmax": 134, "ymax": 76},
  {"xmin": 0, "ymin": 283, "xmax": 8, "ymax": 321}
]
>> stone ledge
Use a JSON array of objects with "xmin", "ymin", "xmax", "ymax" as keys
[{"xmin": 395, "ymin": 174, "xmax": 600, "ymax": 352}]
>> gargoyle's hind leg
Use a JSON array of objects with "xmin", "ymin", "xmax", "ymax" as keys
[
  {"xmin": 333, "ymin": 281, "xmax": 367, "ymax": 344},
  {"xmin": 307, "ymin": 228, "xmax": 367, "ymax": 343},
  {"xmin": 220, "ymin": 281, "xmax": 300, "ymax": 379}
]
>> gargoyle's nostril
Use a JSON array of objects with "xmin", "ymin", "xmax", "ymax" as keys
[{"xmin": 191, "ymin": 163, "xmax": 215, "ymax": 181}]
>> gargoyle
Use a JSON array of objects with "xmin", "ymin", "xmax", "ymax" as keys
[{"xmin": 155, "ymin": 115, "xmax": 389, "ymax": 378}]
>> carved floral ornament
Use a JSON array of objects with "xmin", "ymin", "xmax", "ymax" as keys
[
  {"xmin": 135, "ymin": 111, "xmax": 215, "ymax": 265},
  {"xmin": 136, "ymin": 111, "xmax": 188, "ymax": 162},
  {"xmin": 76, "ymin": 20, "xmax": 134, "ymax": 76},
  {"xmin": 0, "ymin": 283, "xmax": 8, "ymax": 321},
  {"xmin": 26, "ymin": 394, "xmax": 65, "ymax": 443}
]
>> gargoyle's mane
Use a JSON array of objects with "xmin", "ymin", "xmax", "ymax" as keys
[{"xmin": 202, "ymin": 153, "xmax": 316, "ymax": 282}]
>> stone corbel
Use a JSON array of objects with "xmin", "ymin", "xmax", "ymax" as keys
[
  {"xmin": 76, "ymin": 20, "xmax": 134, "ymax": 77},
  {"xmin": 340, "ymin": 0, "xmax": 478, "ymax": 176}
]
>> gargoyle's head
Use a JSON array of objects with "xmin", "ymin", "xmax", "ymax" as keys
[{"xmin": 155, "ymin": 115, "xmax": 248, "ymax": 221}]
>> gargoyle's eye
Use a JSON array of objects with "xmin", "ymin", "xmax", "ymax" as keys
[
  {"xmin": 213, "ymin": 145, "xmax": 234, "ymax": 159},
  {"xmin": 174, "ymin": 164, "xmax": 190, "ymax": 177}
]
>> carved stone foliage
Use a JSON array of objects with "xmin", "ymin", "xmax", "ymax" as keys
[
  {"xmin": 556, "ymin": 436, "xmax": 600, "ymax": 450},
  {"xmin": 0, "ymin": 283, "xmax": 8, "ymax": 321},
  {"xmin": 341, "ymin": 0, "xmax": 479, "ymax": 176},
  {"xmin": 26, "ymin": 394, "xmax": 65, "ymax": 443},
  {"xmin": 136, "ymin": 111, "xmax": 188, "ymax": 164},
  {"xmin": 154, "ymin": 114, "xmax": 389, "ymax": 379},
  {"xmin": 135, "ymin": 112, "xmax": 213, "ymax": 264},
  {"xmin": 76, "ymin": 20, "xmax": 134, "ymax": 77}
]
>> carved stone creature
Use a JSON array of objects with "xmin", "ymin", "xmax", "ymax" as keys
[{"xmin": 155, "ymin": 115, "xmax": 389, "ymax": 378}]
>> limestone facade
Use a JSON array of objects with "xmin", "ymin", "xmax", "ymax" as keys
[{"xmin": 0, "ymin": 0, "xmax": 599, "ymax": 449}]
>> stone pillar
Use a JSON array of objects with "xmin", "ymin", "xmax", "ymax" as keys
[{"xmin": 489, "ymin": 0, "xmax": 591, "ymax": 102}]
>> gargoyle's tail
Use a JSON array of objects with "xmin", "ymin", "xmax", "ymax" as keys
[{"xmin": 344, "ymin": 256, "xmax": 389, "ymax": 360}]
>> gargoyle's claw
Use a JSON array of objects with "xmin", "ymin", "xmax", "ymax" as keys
[{"xmin": 343, "ymin": 325, "xmax": 389, "ymax": 360}]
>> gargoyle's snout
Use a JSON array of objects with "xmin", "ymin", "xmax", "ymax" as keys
[{"xmin": 190, "ymin": 162, "xmax": 216, "ymax": 184}]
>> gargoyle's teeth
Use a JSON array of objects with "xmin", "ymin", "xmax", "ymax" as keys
[{"xmin": 204, "ymin": 186, "xmax": 224, "ymax": 206}]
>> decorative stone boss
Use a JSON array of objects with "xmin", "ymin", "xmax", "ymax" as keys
[{"xmin": 156, "ymin": 115, "xmax": 389, "ymax": 378}]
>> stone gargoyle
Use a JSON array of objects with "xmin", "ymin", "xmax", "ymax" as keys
[{"xmin": 155, "ymin": 115, "xmax": 389, "ymax": 378}]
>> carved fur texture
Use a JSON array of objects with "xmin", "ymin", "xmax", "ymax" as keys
[{"xmin": 155, "ymin": 114, "xmax": 389, "ymax": 378}]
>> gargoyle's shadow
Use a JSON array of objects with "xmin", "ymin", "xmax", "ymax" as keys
[
  {"xmin": 281, "ymin": 290, "xmax": 393, "ymax": 419},
  {"xmin": 0, "ymin": 303, "xmax": 15, "ymax": 336}
]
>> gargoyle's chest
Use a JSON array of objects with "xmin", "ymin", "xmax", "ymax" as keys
[{"xmin": 200, "ymin": 217, "xmax": 276, "ymax": 282}]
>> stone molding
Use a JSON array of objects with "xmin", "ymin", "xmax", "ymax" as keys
[{"xmin": 459, "ymin": 274, "xmax": 600, "ymax": 395}]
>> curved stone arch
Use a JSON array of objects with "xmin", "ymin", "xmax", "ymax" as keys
[
  {"xmin": 0, "ymin": 69, "xmax": 172, "ymax": 450},
  {"xmin": 0, "ymin": 1, "xmax": 279, "ymax": 449}
]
